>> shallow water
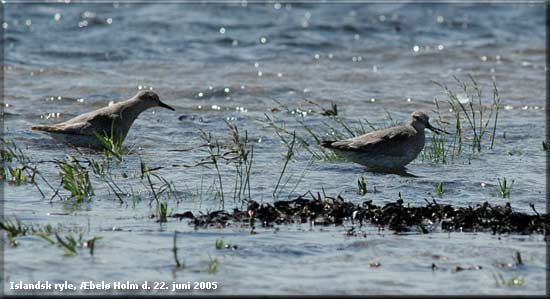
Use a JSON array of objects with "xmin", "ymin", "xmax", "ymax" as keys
[{"xmin": 2, "ymin": 2, "xmax": 546, "ymax": 295}]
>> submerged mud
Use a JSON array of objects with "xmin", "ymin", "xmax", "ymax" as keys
[{"xmin": 174, "ymin": 193, "xmax": 549, "ymax": 235}]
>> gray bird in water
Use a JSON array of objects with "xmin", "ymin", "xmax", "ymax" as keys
[
  {"xmin": 32, "ymin": 91, "xmax": 175, "ymax": 148},
  {"xmin": 321, "ymin": 111, "xmax": 449, "ymax": 170}
]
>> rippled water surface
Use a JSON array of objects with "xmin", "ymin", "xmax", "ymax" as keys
[{"xmin": 3, "ymin": 2, "xmax": 546, "ymax": 295}]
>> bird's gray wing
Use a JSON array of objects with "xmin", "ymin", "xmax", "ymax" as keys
[
  {"xmin": 79, "ymin": 113, "xmax": 120, "ymax": 136},
  {"xmin": 32, "ymin": 114, "xmax": 118, "ymax": 136},
  {"xmin": 31, "ymin": 121, "xmax": 91, "ymax": 134},
  {"xmin": 329, "ymin": 127, "xmax": 414, "ymax": 155}
]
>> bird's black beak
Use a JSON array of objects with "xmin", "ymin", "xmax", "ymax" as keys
[
  {"xmin": 158, "ymin": 100, "xmax": 175, "ymax": 111},
  {"xmin": 426, "ymin": 122, "xmax": 451, "ymax": 135}
]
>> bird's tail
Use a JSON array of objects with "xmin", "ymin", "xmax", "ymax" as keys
[
  {"xmin": 31, "ymin": 125, "xmax": 56, "ymax": 133},
  {"xmin": 320, "ymin": 140, "xmax": 335, "ymax": 148}
]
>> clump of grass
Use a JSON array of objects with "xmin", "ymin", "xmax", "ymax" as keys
[
  {"xmin": 55, "ymin": 233, "xmax": 80, "ymax": 255},
  {"xmin": 173, "ymin": 231, "xmax": 184, "ymax": 268},
  {"xmin": 226, "ymin": 121, "xmax": 254, "ymax": 206},
  {"xmin": 140, "ymin": 161, "xmax": 178, "ymax": 201},
  {"xmin": 93, "ymin": 121, "xmax": 132, "ymax": 162},
  {"xmin": 2, "ymin": 165, "xmax": 37, "ymax": 185},
  {"xmin": 197, "ymin": 129, "xmax": 226, "ymax": 209},
  {"xmin": 273, "ymin": 132, "xmax": 296, "ymax": 198},
  {"xmin": 139, "ymin": 160, "xmax": 177, "ymax": 224},
  {"xmin": 214, "ymin": 239, "xmax": 237, "ymax": 250},
  {"xmin": 82, "ymin": 156, "xmax": 127, "ymax": 203},
  {"xmin": 208, "ymin": 255, "xmax": 219, "ymax": 274},
  {"xmin": 261, "ymin": 113, "xmax": 321, "ymax": 160},
  {"xmin": 260, "ymin": 98, "xmax": 377, "ymax": 162},
  {"xmin": 94, "ymin": 131, "xmax": 125, "ymax": 162},
  {"xmin": 420, "ymin": 100, "xmax": 457, "ymax": 164},
  {"xmin": 140, "ymin": 160, "xmax": 179, "ymax": 217},
  {"xmin": 303, "ymin": 114, "xmax": 370, "ymax": 146},
  {"xmin": 507, "ymin": 148, "xmax": 522, "ymax": 156},
  {"xmin": 421, "ymin": 133, "xmax": 451, "ymax": 164},
  {"xmin": 1, "ymin": 139, "xmax": 58, "ymax": 198},
  {"xmin": 86, "ymin": 236, "xmax": 102, "ymax": 256},
  {"xmin": 497, "ymin": 177, "xmax": 514, "ymax": 198},
  {"xmin": 305, "ymin": 99, "xmax": 339, "ymax": 116},
  {"xmin": 270, "ymin": 130, "xmax": 315, "ymax": 199},
  {"xmin": 513, "ymin": 250, "xmax": 523, "ymax": 266},
  {"xmin": 1, "ymin": 139, "xmax": 31, "ymax": 163},
  {"xmin": 87, "ymin": 157, "xmax": 111, "ymax": 177},
  {"xmin": 179, "ymin": 175, "xmax": 219, "ymax": 203},
  {"xmin": 1, "ymin": 217, "xmax": 100, "ymax": 255},
  {"xmin": 493, "ymin": 272, "xmax": 525, "ymax": 288},
  {"xmin": 57, "ymin": 156, "xmax": 94, "ymax": 201},
  {"xmin": 158, "ymin": 201, "xmax": 168, "ymax": 223},
  {"xmin": 357, "ymin": 176, "xmax": 367, "ymax": 195},
  {"xmin": 506, "ymin": 275, "xmax": 525, "ymax": 287},
  {"xmin": 260, "ymin": 112, "xmax": 370, "ymax": 162},
  {"xmin": 0, "ymin": 141, "xmax": 35, "ymax": 184},
  {"xmin": 215, "ymin": 239, "xmax": 225, "ymax": 250},
  {"xmin": 0, "ymin": 218, "xmax": 45, "ymax": 246},
  {"xmin": 1, "ymin": 218, "xmax": 29, "ymax": 239},
  {"xmin": 320, "ymin": 102, "xmax": 338, "ymax": 116},
  {"xmin": 433, "ymin": 75, "xmax": 501, "ymax": 153},
  {"xmin": 174, "ymin": 122, "xmax": 256, "ymax": 208},
  {"xmin": 435, "ymin": 182, "xmax": 444, "ymax": 198},
  {"xmin": 40, "ymin": 233, "xmax": 102, "ymax": 256},
  {"xmin": 543, "ymin": 141, "xmax": 547, "ymax": 151},
  {"xmin": 492, "ymin": 251, "xmax": 526, "ymax": 288}
]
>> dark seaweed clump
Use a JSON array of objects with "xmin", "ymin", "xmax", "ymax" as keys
[{"xmin": 172, "ymin": 193, "xmax": 549, "ymax": 235}]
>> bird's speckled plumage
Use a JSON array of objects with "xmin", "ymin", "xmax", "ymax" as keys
[
  {"xmin": 321, "ymin": 111, "xmax": 447, "ymax": 170},
  {"xmin": 32, "ymin": 91, "xmax": 175, "ymax": 148}
]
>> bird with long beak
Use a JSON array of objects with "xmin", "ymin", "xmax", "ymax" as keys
[
  {"xmin": 321, "ymin": 111, "xmax": 450, "ymax": 170},
  {"xmin": 32, "ymin": 91, "xmax": 175, "ymax": 149}
]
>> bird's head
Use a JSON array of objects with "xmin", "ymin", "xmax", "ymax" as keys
[
  {"xmin": 410, "ymin": 111, "xmax": 449, "ymax": 135},
  {"xmin": 135, "ymin": 90, "xmax": 175, "ymax": 111}
]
